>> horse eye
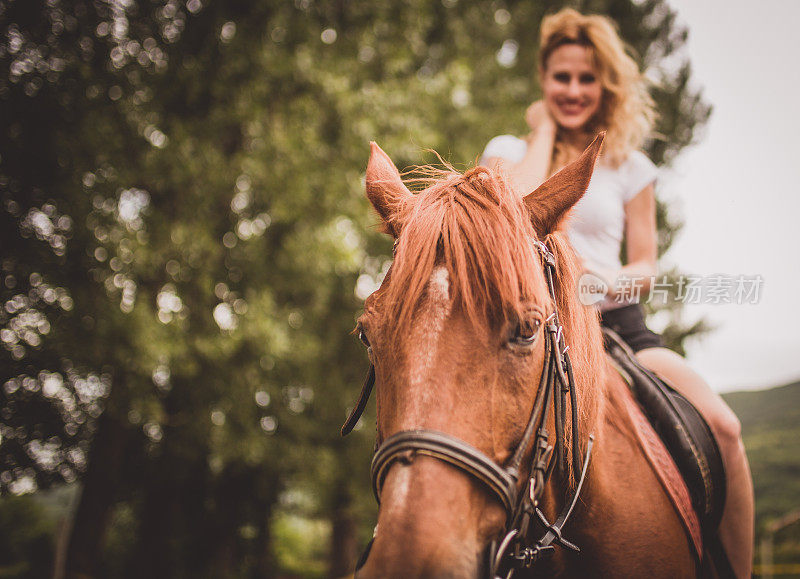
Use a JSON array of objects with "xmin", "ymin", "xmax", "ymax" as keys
[
  {"xmin": 357, "ymin": 324, "xmax": 371, "ymax": 347},
  {"xmin": 512, "ymin": 319, "xmax": 541, "ymax": 346}
]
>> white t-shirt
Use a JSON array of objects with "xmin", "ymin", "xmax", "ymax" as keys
[{"xmin": 481, "ymin": 134, "xmax": 658, "ymax": 276}]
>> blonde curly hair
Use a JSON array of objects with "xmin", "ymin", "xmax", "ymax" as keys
[{"xmin": 539, "ymin": 8, "xmax": 656, "ymax": 167}]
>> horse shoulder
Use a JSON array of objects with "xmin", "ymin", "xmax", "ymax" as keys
[{"xmin": 550, "ymin": 367, "xmax": 697, "ymax": 577}]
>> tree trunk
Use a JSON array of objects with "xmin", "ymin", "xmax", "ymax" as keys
[
  {"xmin": 129, "ymin": 435, "xmax": 208, "ymax": 579},
  {"xmin": 254, "ymin": 467, "xmax": 281, "ymax": 579},
  {"xmin": 327, "ymin": 484, "xmax": 358, "ymax": 578},
  {"xmin": 60, "ymin": 412, "xmax": 127, "ymax": 579}
]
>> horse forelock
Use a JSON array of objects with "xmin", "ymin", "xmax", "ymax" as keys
[{"xmin": 384, "ymin": 166, "xmax": 548, "ymax": 340}]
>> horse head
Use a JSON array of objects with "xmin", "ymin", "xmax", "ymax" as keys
[{"xmin": 354, "ymin": 135, "xmax": 604, "ymax": 578}]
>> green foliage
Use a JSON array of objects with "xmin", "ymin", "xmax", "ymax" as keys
[
  {"xmin": 0, "ymin": 494, "xmax": 54, "ymax": 578},
  {"xmin": 272, "ymin": 512, "xmax": 329, "ymax": 578}
]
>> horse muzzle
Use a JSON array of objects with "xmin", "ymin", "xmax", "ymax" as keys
[{"xmin": 355, "ymin": 453, "xmax": 500, "ymax": 578}]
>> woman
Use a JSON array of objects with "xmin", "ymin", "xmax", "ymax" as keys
[{"xmin": 481, "ymin": 9, "xmax": 753, "ymax": 577}]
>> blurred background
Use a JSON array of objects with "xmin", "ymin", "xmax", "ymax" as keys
[{"xmin": 1, "ymin": 0, "xmax": 797, "ymax": 577}]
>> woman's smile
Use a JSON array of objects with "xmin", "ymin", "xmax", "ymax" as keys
[{"xmin": 555, "ymin": 101, "xmax": 591, "ymax": 114}]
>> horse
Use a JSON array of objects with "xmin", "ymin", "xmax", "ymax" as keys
[{"xmin": 348, "ymin": 135, "xmax": 699, "ymax": 578}]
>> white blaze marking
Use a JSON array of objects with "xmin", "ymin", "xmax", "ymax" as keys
[
  {"xmin": 407, "ymin": 267, "xmax": 451, "ymax": 418},
  {"xmin": 387, "ymin": 467, "xmax": 411, "ymax": 507},
  {"xmin": 429, "ymin": 266, "xmax": 450, "ymax": 301}
]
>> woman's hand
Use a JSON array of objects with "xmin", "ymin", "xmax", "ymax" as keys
[{"xmin": 525, "ymin": 100, "xmax": 557, "ymax": 137}]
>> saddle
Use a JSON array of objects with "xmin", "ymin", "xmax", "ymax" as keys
[{"xmin": 602, "ymin": 328, "xmax": 732, "ymax": 576}]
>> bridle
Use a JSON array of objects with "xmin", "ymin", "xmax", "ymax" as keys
[{"xmin": 341, "ymin": 239, "xmax": 594, "ymax": 578}]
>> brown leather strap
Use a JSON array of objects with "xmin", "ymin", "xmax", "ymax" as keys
[
  {"xmin": 341, "ymin": 363, "xmax": 375, "ymax": 436},
  {"xmin": 371, "ymin": 429, "xmax": 519, "ymax": 514}
]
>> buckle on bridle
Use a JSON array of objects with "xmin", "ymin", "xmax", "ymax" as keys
[
  {"xmin": 531, "ymin": 239, "xmax": 556, "ymax": 269},
  {"xmin": 512, "ymin": 543, "xmax": 556, "ymax": 568}
]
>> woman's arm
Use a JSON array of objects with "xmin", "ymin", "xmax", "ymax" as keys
[
  {"xmin": 614, "ymin": 183, "xmax": 659, "ymax": 296},
  {"xmin": 621, "ymin": 183, "xmax": 658, "ymax": 285},
  {"xmin": 582, "ymin": 183, "xmax": 657, "ymax": 298},
  {"xmin": 484, "ymin": 101, "xmax": 557, "ymax": 195}
]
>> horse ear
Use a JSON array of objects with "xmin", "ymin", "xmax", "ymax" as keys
[
  {"xmin": 523, "ymin": 132, "xmax": 605, "ymax": 235},
  {"xmin": 366, "ymin": 142, "xmax": 413, "ymax": 238}
]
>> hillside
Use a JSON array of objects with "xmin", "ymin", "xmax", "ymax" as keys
[
  {"xmin": 723, "ymin": 380, "xmax": 800, "ymax": 569},
  {"xmin": 724, "ymin": 381, "xmax": 800, "ymax": 525}
]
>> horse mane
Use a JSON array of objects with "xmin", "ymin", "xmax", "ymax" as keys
[{"xmin": 382, "ymin": 163, "xmax": 605, "ymax": 485}]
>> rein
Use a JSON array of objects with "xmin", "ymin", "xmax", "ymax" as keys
[{"xmin": 342, "ymin": 239, "xmax": 594, "ymax": 578}]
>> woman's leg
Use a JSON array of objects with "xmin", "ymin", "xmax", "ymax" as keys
[{"xmin": 636, "ymin": 346, "xmax": 754, "ymax": 578}]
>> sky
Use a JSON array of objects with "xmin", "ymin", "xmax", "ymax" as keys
[{"xmin": 655, "ymin": 0, "xmax": 800, "ymax": 392}]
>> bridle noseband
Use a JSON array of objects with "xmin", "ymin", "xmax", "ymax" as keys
[{"xmin": 342, "ymin": 239, "xmax": 594, "ymax": 578}]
